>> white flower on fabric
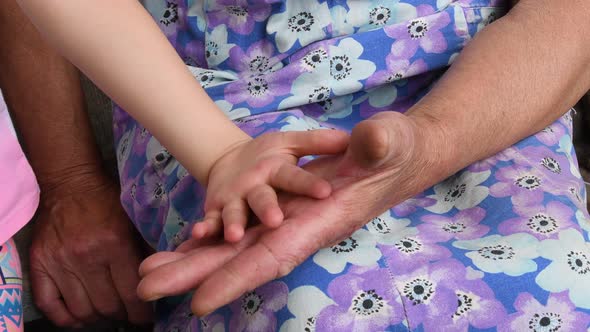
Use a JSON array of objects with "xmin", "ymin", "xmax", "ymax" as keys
[
  {"xmin": 576, "ymin": 210, "xmax": 590, "ymax": 233},
  {"xmin": 347, "ymin": 0, "xmax": 417, "ymax": 32},
  {"xmin": 436, "ymin": 0, "xmax": 453, "ymax": 10},
  {"xmin": 329, "ymin": 38, "xmax": 376, "ymax": 96},
  {"xmin": 279, "ymin": 286, "xmax": 335, "ymax": 332},
  {"xmin": 557, "ymin": 135, "xmax": 582, "ymax": 179},
  {"xmin": 187, "ymin": 0, "xmax": 206, "ymax": 32},
  {"xmin": 330, "ymin": 5, "xmax": 355, "ymax": 36},
  {"xmin": 214, "ymin": 100, "xmax": 250, "ymax": 121},
  {"xmin": 313, "ymin": 229, "xmax": 381, "ymax": 274},
  {"xmin": 205, "ymin": 25, "xmax": 235, "ymax": 67},
  {"xmin": 476, "ymin": 7, "xmax": 498, "ymax": 32},
  {"xmin": 116, "ymin": 128, "xmax": 135, "ymax": 171},
  {"xmin": 279, "ymin": 73, "xmax": 353, "ymax": 120},
  {"xmin": 536, "ymin": 229, "xmax": 590, "ymax": 309},
  {"xmin": 366, "ymin": 211, "xmax": 418, "ymax": 245},
  {"xmin": 280, "ymin": 115, "xmax": 324, "ymax": 132},
  {"xmin": 146, "ymin": 137, "xmax": 176, "ymax": 176},
  {"xmin": 453, "ymin": 233, "xmax": 540, "ymax": 276},
  {"xmin": 366, "ymin": 84, "xmax": 398, "ymax": 108},
  {"xmin": 267, "ymin": 0, "xmax": 331, "ymax": 52},
  {"xmin": 426, "ymin": 171, "xmax": 491, "ymax": 214}
]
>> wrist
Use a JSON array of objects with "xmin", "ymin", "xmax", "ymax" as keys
[
  {"xmin": 37, "ymin": 162, "xmax": 113, "ymax": 199},
  {"xmin": 406, "ymin": 109, "xmax": 461, "ymax": 182}
]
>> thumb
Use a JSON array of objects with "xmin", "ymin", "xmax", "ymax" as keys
[
  {"xmin": 280, "ymin": 129, "xmax": 349, "ymax": 156},
  {"xmin": 348, "ymin": 112, "xmax": 416, "ymax": 169}
]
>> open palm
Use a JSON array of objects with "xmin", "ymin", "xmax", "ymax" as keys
[{"xmin": 136, "ymin": 112, "xmax": 450, "ymax": 316}]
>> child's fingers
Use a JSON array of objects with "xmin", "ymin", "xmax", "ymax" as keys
[
  {"xmin": 271, "ymin": 163, "xmax": 332, "ymax": 199},
  {"xmin": 222, "ymin": 199, "xmax": 249, "ymax": 243},
  {"xmin": 192, "ymin": 211, "xmax": 222, "ymax": 239},
  {"xmin": 279, "ymin": 130, "xmax": 349, "ymax": 156},
  {"xmin": 246, "ymin": 185, "xmax": 283, "ymax": 228}
]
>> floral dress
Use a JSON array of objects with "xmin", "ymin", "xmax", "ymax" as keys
[{"xmin": 115, "ymin": 0, "xmax": 590, "ymax": 330}]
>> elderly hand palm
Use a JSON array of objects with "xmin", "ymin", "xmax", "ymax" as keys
[{"xmin": 137, "ymin": 112, "xmax": 448, "ymax": 316}]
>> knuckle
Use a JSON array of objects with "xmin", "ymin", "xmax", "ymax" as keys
[
  {"xmin": 52, "ymin": 317, "xmax": 75, "ymax": 328},
  {"xmin": 34, "ymin": 297, "xmax": 53, "ymax": 312},
  {"xmin": 70, "ymin": 307, "xmax": 95, "ymax": 322},
  {"xmin": 96, "ymin": 302, "xmax": 121, "ymax": 318},
  {"xmin": 70, "ymin": 243, "xmax": 93, "ymax": 260}
]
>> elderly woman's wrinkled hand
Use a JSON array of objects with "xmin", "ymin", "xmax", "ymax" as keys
[{"xmin": 136, "ymin": 111, "xmax": 453, "ymax": 316}]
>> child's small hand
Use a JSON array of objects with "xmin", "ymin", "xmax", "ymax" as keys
[{"xmin": 192, "ymin": 129, "xmax": 349, "ymax": 243}]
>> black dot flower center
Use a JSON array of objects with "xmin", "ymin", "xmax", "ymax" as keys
[
  {"xmin": 351, "ymin": 290, "xmax": 385, "ymax": 316},
  {"xmin": 528, "ymin": 312, "xmax": 562, "ymax": 332},
  {"xmin": 515, "ymin": 175, "xmax": 542, "ymax": 190},
  {"xmin": 478, "ymin": 244, "xmax": 515, "ymax": 260},
  {"xmin": 540, "ymin": 157, "xmax": 561, "ymax": 174},
  {"xmin": 453, "ymin": 292, "xmax": 475, "ymax": 319},
  {"xmin": 249, "ymin": 56, "xmax": 270, "ymax": 73},
  {"xmin": 288, "ymin": 12, "xmax": 315, "ymax": 32},
  {"xmin": 226, "ymin": 6, "xmax": 248, "ymax": 17},
  {"xmin": 247, "ymin": 77, "xmax": 269, "ymax": 97},
  {"xmin": 241, "ymin": 291, "xmax": 263, "ymax": 316},
  {"xmin": 444, "ymin": 183, "xmax": 467, "ymax": 202},
  {"xmin": 369, "ymin": 6, "xmax": 392, "ymax": 26},
  {"xmin": 407, "ymin": 19, "xmax": 429, "ymax": 39},
  {"xmin": 330, "ymin": 55, "xmax": 352, "ymax": 81},
  {"xmin": 308, "ymin": 86, "xmax": 331, "ymax": 104},
  {"xmin": 403, "ymin": 278, "xmax": 435, "ymax": 305},
  {"xmin": 160, "ymin": 2, "xmax": 179, "ymax": 26},
  {"xmin": 303, "ymin": 49, "xmax": 328, "ymax": 69},
  {"xmin": 567, "ymin": 251, "xmax": 590, "ymax": 274},
  {"xmin": 527, "ymin": 213, "xmax": 559, "ymax": 234},
  {"xmin": 394, "ymin": 237, "xmax": 423, "ymax": 254},
  {"xmin": 331, "ymin": 237, "xmax": 359, "ymax": 253},
  {"xmin": 443, "ymin": 222, "xmax": 466, "ymax": 234},
  {"xmin": 370, "ymin": 217, "xmax": 392, "ymax": 234}
]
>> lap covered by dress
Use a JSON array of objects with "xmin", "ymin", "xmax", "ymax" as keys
[{"xmin": 115, "ymin": 0, "xmax": 590, "ymax": 330}]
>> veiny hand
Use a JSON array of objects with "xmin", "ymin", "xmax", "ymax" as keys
[
  {"xmin": 29, "ymin": 174, "xmax": 153, "ymax": 327},
  {"xmin": 193, "ymin": 130, "xmax": 349, "ymax": 243},
  {"xmin": 137, "ymin": 111, "xmax": 456, "ymax": 316}
]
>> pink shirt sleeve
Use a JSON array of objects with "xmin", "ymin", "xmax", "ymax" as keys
[{"xmin": 0, "ymin": 91, "xmax": 39, "ymax": 244}]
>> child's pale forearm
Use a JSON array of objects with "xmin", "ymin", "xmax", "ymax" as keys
[
  {"xmin": 407, "ymin": 0, "xmax": 590, "ymax": 176},
  {"xmin": 17, "ymin": 0, "xmax": 250, "ymax": 185}
]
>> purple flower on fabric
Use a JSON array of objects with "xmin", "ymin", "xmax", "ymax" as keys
[
  {"xmin": 392, "ymin": 194, "xmax": 436, "ymax": 217},
  {"xmin": 366, "ymin": 58, "xmax": 428, "ymax": 89},
  {"xmin": 424, "ymin": 260, "xmax": 507, "ymax": 331},
  {"xmin": 381, "ymin": 233, "xmax": 452, "ymax": 274},
  {"xmin": 183, "ymin": 40, "xmax": 207, "ymax": 68},
  {"xmin": 489, "ymin": 164, "xmax": 547, "ymax": 206},
  {"xmin": 517, "ymin": 146, "xmax": 576, "ymax": 186},
  {"xmin": 365, "ymin": 59, "xmax": 428, "ymax": 107},
  {"xmin": 229, "ymin": 281, "xmax": 288, "ymax": 332},
  {"xmin": 384, "ymin": 5, "xmax": 451, "ymax": 59},
  {"xmin": 208, "ymin": 0, "xmax": 271, "ymax": 35},
  {"xmin": 394, "ymin": 259, "xmax": 500, "ymax": 330},
  {"xmin": 498, "ymin": 201, "xmax": 580, "ymax": 240},
  {"xmin": 419, "ymin": 207, "xmax": 490, "ymax": 242},
  {"xmin": 228, "ymin": 40, "xmax": 285, "ymax": 75},
  {"xmin": 535, "ymin": 122, "xmax": 566, "ymax": 147},
  {"xmin": 224, "ymin": 69, "xmax": 294, "ymax": 108},
  {"xmin": 315, "ymin": 267, "xmax": 405, "ymax": 331},
  {"xmin": 498, "ymin": 292, "xmax": 590, "ymax": 332},
  {"xmin": 467, "ymin": 147, "xmax": 519, "ymax": 172}
]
